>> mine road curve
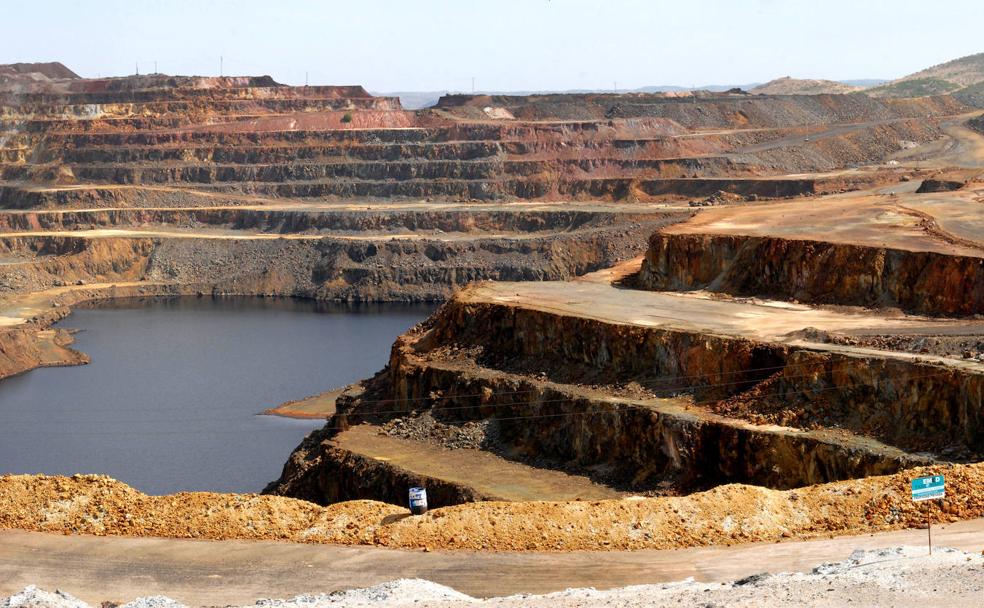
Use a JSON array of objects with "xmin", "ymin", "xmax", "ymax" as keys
[
  {"xmin": 1, "ymin": 519, "xmax": 983, "ymax": 605},
  {"xmin": 903, "ymin": 112, "xmax": 984, "ymax": 169}
]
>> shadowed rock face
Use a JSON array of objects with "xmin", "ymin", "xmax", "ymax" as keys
[
  {"xmin": 916, "ymin": 178, "xmax": 966, "ymax": 193},
  {"xmin": 637, "ymin": 232, "xmax": 984, "ymax": 316}
]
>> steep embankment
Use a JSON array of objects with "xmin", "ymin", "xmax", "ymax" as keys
[
  {"xmin": 639, "ymin": 232, "xmax": 984, "ymax": 315},
  {"xmin": 636, "ymin": 195, "xmax": 984, "ymax": 316},
  {"xmin": 0, "ymin": 326, "xmax": 86, "ymax": 380}
]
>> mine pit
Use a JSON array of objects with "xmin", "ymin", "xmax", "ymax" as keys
[{"xmin": 2, "ymin": 66, "xmax": 984, "ymax": 559}]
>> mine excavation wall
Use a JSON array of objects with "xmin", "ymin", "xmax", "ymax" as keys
[
  {"xmin": 436, "ymin": 92, "xmax": 966, "ymax": 128},
  {"xmin": 0, "ymin": 98, "xmax": 400, "ymax": 119},
  {"xmin": 421, "ymin": 300, "xmax": 789, "ymax": 402},
  {"xmin": 0, "ymin": 220, "xmax": 664, "ymax": 301},
  {"xmin": 0, "ymin": 185, "xmax": 240, "ymax": 210},
  {"xmin": 0, "ymin": 208, "xmax": 658, "ymax": 235},
  {"xmin": 181, "ymin": 177, "xmax": 818, "ymax": 202},
  {"xmin": 0, "ymin": 236, "xmax": 153, "ymax": 294},
  {"xmin": 274, "ymin": 297, "xmax": 984, "ymax": 504},
  {"xmin": 45, "ymin": 158, "xmax": 754, "ymax": 186},
  {"xmin": 735, "ymin": 119, "xmax": 944, "ymax": 174},
  {"xmin": 638, "ymin": 233, "xmax": 984, "ymax": 316},
  {"xmin": 332, "ymin": 299, "xmax": 984, "ymax": 491},
  {"xmin": 773, "ymin": 349, "xmax": 984, "ymax": 453},
  {"xmin": 0, "ymin": 83, "xmax": 375, "ymax": 104},
  {"xmin": 421, "ymin": 300, "xmax": 984, "ymax": 449},
  {"xmin": 373, "ymin": 357, "xmax": 921, "ymax": 496}
]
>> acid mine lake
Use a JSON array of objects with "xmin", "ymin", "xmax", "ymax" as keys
[{"xmin": 0, "ymin": 297, "xmax": 433, "ymax": 494}]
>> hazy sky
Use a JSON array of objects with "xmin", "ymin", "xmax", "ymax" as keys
[{"xmin": 6, "ymin": 0, "xmax": 984, "ymax": 91}]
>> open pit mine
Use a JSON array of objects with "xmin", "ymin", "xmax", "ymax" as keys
[{"xmin": 1, "ymin": 62, "xmax": 983, "ymax": 560}]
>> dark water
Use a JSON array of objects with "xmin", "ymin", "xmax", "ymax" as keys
[{"xmin": 0, "ymin": 297, "xmax": 432, "ymax": 495}]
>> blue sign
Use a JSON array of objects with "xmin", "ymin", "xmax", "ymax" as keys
[{"xmin": 911, "ymin": 475, "xmax": 945, "ymax": 502}]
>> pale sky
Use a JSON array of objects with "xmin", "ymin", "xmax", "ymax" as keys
[{"xmin": 5, "ymin": 0, "xmax": 984, "ymax": 92}]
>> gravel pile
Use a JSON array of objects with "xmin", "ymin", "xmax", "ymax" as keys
[
  {"xmin": 1, "ymin": 586, "xmax": 88, "ymax": 608},
  {"xmin": 382, "ymin": 411, "xmax": 497, "ymax": 450}
]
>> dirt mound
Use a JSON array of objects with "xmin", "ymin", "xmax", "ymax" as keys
[
  {"xmin": 751, "ymin": 77, "xmax": 863, "ymax": 96},
  {"xmin": 2, "ymin": 463, "xmax": 982, "ymax": 551},
  {"xmin": 0, "ymin": 62, "xmax": 78, "ymax": 79}
]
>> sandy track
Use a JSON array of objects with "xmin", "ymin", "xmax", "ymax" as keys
[{"xmin": 1, "ymin": 522, "xmax": 983, "ymax": 606}]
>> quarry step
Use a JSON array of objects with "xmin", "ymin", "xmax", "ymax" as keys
[
  {"xmin": 0, "ymin": 208, "xmax": 673, "ymax": 238},
  {"xmin": 457, "ymin": 280, "xmax": 984, "ymax": 348},
  {"xmin": 379, "ymin": 354, "xmax": 936, "ymax": 491},
  {"xmin": 328, "ymin": 423, "xmax": 625, "ymax": 503}
]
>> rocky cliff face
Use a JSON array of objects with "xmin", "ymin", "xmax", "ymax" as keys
[
  {"xmin": 0, "ymin": 216, "xmax": 675, "ymax": 302},
  {"xmin": 637, "ymin": 233, "xmax": 984, "ymax": 316},
  {"xmin": 268, "ymin": 292, "xmax": 974, "ymax": 505}
]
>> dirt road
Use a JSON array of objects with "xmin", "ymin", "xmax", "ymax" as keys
[{"xmin": 1, "ymin": 519, "xmax": 982, "ymax": 606}]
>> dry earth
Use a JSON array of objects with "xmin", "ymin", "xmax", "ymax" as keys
[
  {"xmin": 4, "ymin": 546, "xmax": 984, "ymax": 607},
  {"xmin": 1, "ymin": 463, "xmax": 982, "ymax": 552}
]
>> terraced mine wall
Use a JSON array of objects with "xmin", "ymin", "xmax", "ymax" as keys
[
  {"xmin": 637, "ymin": 233, "xmax": 984, "ymax": 316},
  {"xmin": 2, "ymin": 82, "xmax": 967, "ymax": 209},
  {"xmin": 0, "ymin": 208, "xmax": 662, "ymax": 234},
  {"xmin": 415, "ymin": 300, "xmax": 984, "ymax": 452},
  {"xmin": 0, "ymin": 225, "xmax": 663, "ymax": 302},
  {"xmin": 270, "ymin": 296, "xmax": 981, "ymax": 505}
]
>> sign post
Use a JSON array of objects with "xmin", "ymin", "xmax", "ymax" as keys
[{"xmin": 910, "ymin": 474, "xmax": 945, "ymax": 555}]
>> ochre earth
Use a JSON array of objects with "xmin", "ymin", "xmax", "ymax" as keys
[{"xmin": 1, "ymin": 464, "xmax": 982, "ymax": 551}]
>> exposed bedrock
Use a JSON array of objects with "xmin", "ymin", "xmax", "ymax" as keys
[
  {"xmin": 0, "ymin": 218, "xmax": 668, "ymax": 301},
  {"xmin": 0, "ymin": 326, "xmax": 87, "ymax": 381},
  {"xmin": 0, "ymin": 236, "xmax": 153, "ymax": 293},
  {"xmin": 269, "ymin": 297, "xmax": 977, "ymax": 505},
  {"xmin": 637, "ymin": 233, "xmax": 984, "ymax": 316},
  {"xmin": 417, "ymin": 300, "xmax": 984, "ymax": 453},
  {"xmin": 0, "ymin": 208, "xmax": 662, "ymax": 234}
]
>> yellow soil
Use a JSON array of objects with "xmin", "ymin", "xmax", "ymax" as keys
[
  {"xmin": 2, "ymin": 463, "xmax": 981, "ymax": 552},
  {"xmin": 662, "ymin": 189, "xmax": 984, "ymax": 256}
]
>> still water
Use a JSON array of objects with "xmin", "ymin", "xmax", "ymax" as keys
[{"xmin": 0, "ymin": 297, "xmax": 432, "ymax": 495}]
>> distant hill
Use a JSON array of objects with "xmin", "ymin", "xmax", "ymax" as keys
[
  {"xmin": 750, "ymin": 77, "xmax": 863, "ymax": 95},
  {"xmin": 869, "ymin": 52, "xmax": 984, "ymax": 99},
  {"xmin": 839, "ymin": 79, "xmax": 889, "ymax": 88},
  {"xmin": 372, "ymin": 91, "xmax": 446, "ymax": 110},
  {"xmin": 381, "ymin": 78, "xmax": 892, "ymax": 109}
]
